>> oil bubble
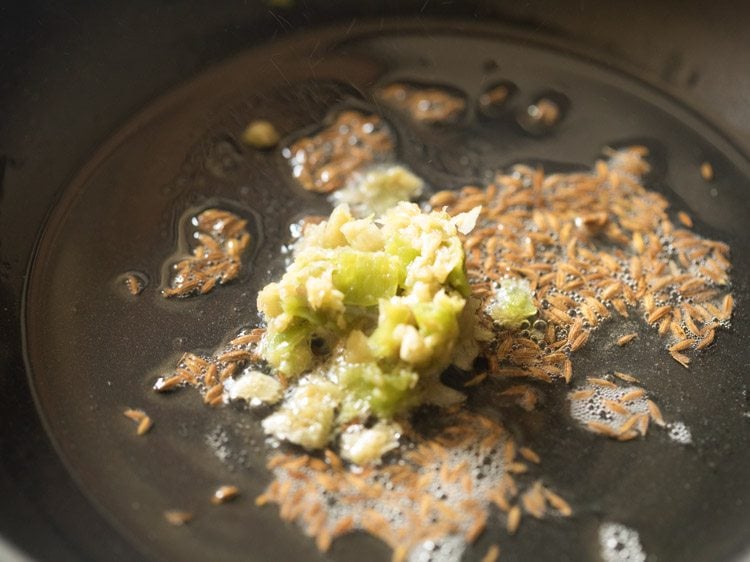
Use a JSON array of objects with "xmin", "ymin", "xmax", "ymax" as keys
[
  {"xmin": 599, "ymin": 522, "xmax": 647, "ymax": 562},
  {"xmin": 117, "ymin": 270, "xmax": 148, "ymax": 296},
  {"xmin": 204, "ymin": 134, "xmax": 245, "ymax": 179},
  {"xmin": 666, "ymin": 421, "xmax": 693, "ymax": 445},
  {"xmin": 517, "ymin": 91, "xmax": 569, "ymax": 135},
  {"xmin": 477, "ymin": 81, "xmax": 517, "ymax": 118}
]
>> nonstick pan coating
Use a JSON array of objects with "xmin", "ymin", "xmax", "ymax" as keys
[{"xmin": 1, "ymin": 2, "xmax": 749, "ymax": 561}]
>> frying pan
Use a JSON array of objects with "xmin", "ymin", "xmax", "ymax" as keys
[{"xmin": 1, "ymin": 1, "xmax": 749, "ymax": 561}]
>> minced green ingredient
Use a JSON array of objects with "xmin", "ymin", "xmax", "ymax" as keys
[
  {"xmin": 487, "ymin": 278, "xmax": 537, "ymax": 329},
  {"xmin": 256, "ymin": 202, "xmax": 480, "ymax": 461}
]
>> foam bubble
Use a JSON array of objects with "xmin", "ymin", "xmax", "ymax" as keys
[
  {"xmin": 205, "ymin": 426, "xmax": 231, "ymax": 463},
  {"xmin": 409, "ymin": 535, "xmax": 465, "ymax": 562},
  {"xmin": 569, "ymin": 380, "xmax": 649, "ymax": 436},
  {"xmin": 666, "ymin": 421, "xmax": 693, "ymax": 445},
  {"xmin": 268, "ymin": 414, "xmax": 513, "ymax": 562},
  {"xmin": 598, "ymin": 522, "xmax": 647, "ymax": 562}
]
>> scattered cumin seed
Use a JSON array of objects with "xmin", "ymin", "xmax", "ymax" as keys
[
  {"xmin": 563, "ymin": 359, "xmax": 573, "ymax": 384},
  {"xmin": 637, "ymin": 413, "xmax": 650, "ymax": 436},
  {"xmin": 164, "ymin": 510, "xmax": 193, "ymax": 526},
  {"xmin": 204, "ymin": 383, "xmax": 224, "ymax": 404},
  {"xmin": 519, "ymin": 446, "xmax": 541, "ymax": 464},
  {"xmin": 392, "ymin": 545, "xmax": 408, "ymax": 562},
  {"xmin": 507, "ymin": 505, "xmax": 522, "ymax": 535},
  {"xmin": 647, "ymin": 399, "xmax": 666, "ymax": 426},
  {"xmin": 481, "ymin": 544, "xmax": 501, "ymax": 562},
  {"xmin": 587, "ymin": 377, "xmax": 618, "ymax": 389},
  {"xmin": 603, "ymin": 399, "xmax": 631, "ymax": 416},
  {"xmin": 722, "ymin": 294, "xmax": 734, "ymax": 318},
  {"xmin": 124, "ymin": 408, "xmax": 152, "ymax": 435},
  {"xmin": 700, "ymin": 161, "xmax": 714, "ymax": 181},
  {"xmin": 618, "ymin": 414, "xmax": 641, "ymax": 435},
  {"xmin": 230, "ymin": 328, "xmax": 265, "ymax": 345},
  {"xmin": 154, "ymin": 374, "xmax": 183, "ymax": 392},
  {"xmin": 324, "ymin": 449, "xmax": 344, "ymax": 471},
  {"xmin": 506, "ymin": 462, "xmax": 528, "ymax": 474},
  {"xmin": 617, "ymin": 429, "xmax": 640, "ymax": 441},
  {"xmin": 569, "ymin": 389, "xmax": 595, "ymax": 401},
  {"xmin": 670, "ymin": 350, "xmax": 691, "ymax": 368},
  {"xmin": 620, "ymin": 388, "xmax": 646, "ymax": 402},
  {"xmin": 616, "ymin": 333, "xmax": 637, "ymax": 346},
  {"xmin": 464, "ymin": 372, "xmax": 488, "ymax": 387},
  {"xmin": 542, "ymin": 488, "xmax": 572, "ymax": 517},
  {"xmin": 677, "ymin": 211, "xmax": 693, "ymax": 228},
  {"xmin": 211, "ymin": 485, "xmax": 240, "ymax": 505},
  {"xmin": 521, "ymin": 485, "xmax": 546, "ymax": 519},
  {"xmin": 570, "ymin": 331, "xmax": 590, "ymax": 352},
  {"xmin": 668, "ymin": 339, "xmax": 693, "ymax": 353},
  {"xmin": 331, "ymin": 515, "xmax": 355, "ymax": 537},
  {"xmin": 696, "ymin": 329, "xmax": 715, "ymax": 350},
  {"xmin": 136, "ymin": 416, "xmax": 153, "ymax": 435},
  {"xmin": 203, "ymin": 363, "xmax": 218, "ymax": 386},
  {"xmin": 430, "ymin": 190, "xmax": 457, "ymax": 208},
  {"xmin": 123, "ymin": 408, "xmax": 145, "ymax": 422},
  {"xmin": 587, "ymin": 420, "xmax": 620, "ymax": 438},
  {"xmin": 217, "ymin": 349, "xmax": 256, "ymax": 363},
  {"xmin": 465, "ymin": 511, "xmax": 487, "ymax": 542},
  {"xmin": 647, "ymin": 305, "xmax": 672, "ymax": 325},
  {"xmin": 124, "ymin": 273, "xmax": 144, "ymax": 295},
  {"xmin": 614, "ymin": 372, "xmax": 640, "ymax": 384}
]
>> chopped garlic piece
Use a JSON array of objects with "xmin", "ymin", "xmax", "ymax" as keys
[
  {"xmin": 399, "ymin": 324, "xmax": 431, "ymax": 364},
  {"xmin": 339, "ymin": 421, "xmax": 402, "ymax": 465},
  {"xmin": 226, "ymin": 370, "xmax": 283, "ymax": 405},
  {"xmin": 451, "ymin": 205, "xmax": 481, "ymax": 235},
  {"xmin": 331, "ymin": 165, "xmax": 424, "ymax": 216},
  {"xmin": 305, "ymin": 269, "xmax": 344, "ymax": 311},
  {"xmin": 262, "ymin": 375, "xmax": 341, "ymax": 449},
  {"xmin": 340, "ymin": 219, "xmax": 385, "ymax": 251}
]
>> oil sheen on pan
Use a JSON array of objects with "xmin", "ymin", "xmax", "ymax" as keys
[{"xmin": 23, "ymin": 22, "xmax": 750, "ymax": 562}]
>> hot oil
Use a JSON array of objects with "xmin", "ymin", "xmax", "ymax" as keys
[
  {"xmin": 23, "ymin": 21, "xmax": 750, "ymax": 562},
  {"xmin": 156, "ymin": 200, "xmax": 263, "ymax": 297}
]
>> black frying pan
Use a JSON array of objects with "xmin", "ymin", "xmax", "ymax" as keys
[{"xmin": 1, "ymin": 2, "xmax": 749, "ymax": 561}]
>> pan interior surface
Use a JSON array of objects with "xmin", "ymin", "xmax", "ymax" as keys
[{"xmin": 23, "ymin": 23, "xmax": 750, "ymax": 562}]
